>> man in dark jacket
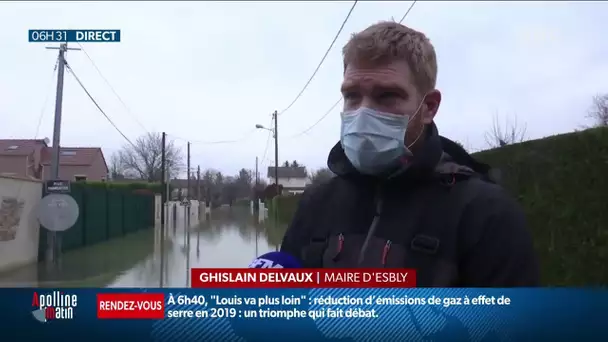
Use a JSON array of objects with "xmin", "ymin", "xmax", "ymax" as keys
[{"xmin": 280, "ymin": 21, "xmax": 539, "ymax": 287}]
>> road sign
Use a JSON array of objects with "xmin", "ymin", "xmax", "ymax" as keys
[
  {"xmin": 38, "ymin": 194, "xmax": 79, "ymax": 232},
  {"xmin": 180, "ymin": 198, "xmax": 191, "ymax": 207},
  {"xmin": 45, "ymin": 180, "xmax": 71, "ymax": 194}
]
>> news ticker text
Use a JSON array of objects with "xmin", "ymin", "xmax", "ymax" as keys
[
  {"xmin": 97, "ymin": 292, "xmax": 512, "ymax": 320},
  {"xmin": 28, "ymin": 30, "xmax": 121, "ymax": 42}
]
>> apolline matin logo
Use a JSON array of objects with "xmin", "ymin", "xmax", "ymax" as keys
[{"xmin": 31, "ymin": 291, "xmax": 78, "ymax": 323}]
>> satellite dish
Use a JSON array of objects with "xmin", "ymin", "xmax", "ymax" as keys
[
  {"xmin": 38, "ymin": 194, "xmax": 79, "ymax": 231},
  {"xmin": 43, "ymin": 137, "xmax": 50, "ymax": 145},
  {"xmin": 32, "ymin": 309, "xmax": 46, "ymax": 323}
]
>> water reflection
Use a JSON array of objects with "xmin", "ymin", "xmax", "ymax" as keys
[
  {"xmin": 0, "ymin": 229, "xmax": 157, "ymax": 288},
  {"xmin": 118, "ymin": 206, "xmax": 287, "ymax": 288},
  {"xmin": 0, "ymin": 205, "xmax": 288, "ymax": 288}
]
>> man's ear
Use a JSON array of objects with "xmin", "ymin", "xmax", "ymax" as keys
[{"xmin": 421, "ymin": 89, "xmax": 441, "ymax": 124}]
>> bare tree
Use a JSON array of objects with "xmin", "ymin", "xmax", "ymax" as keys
[
  {"xmin": 109, "ymin": 152, "xmax": 139, "ymax": 180},
  {"xmin": 484, "ymin": 113, "xmax": 527, "ymax": 148},
  {"xmin": 117, "ymin": 132, "xmax": 182, "ymax": 182},
  {"xmin": 235, "ymin": 168, "xmax": 253, "ymax": 198},
  {"xmin": 109, "ymin": 153, "xmax": 124, "ymax": 180},
  {"xmin": 309, "ymin": 167, "xmax": 335, "ymax": 186},
  {"xmin": 587, "ymin": 93, "xmax": 608, "ymax": 127}
]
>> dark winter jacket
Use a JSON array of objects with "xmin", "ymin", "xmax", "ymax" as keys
[{"xmin": 280, "ymin": 123, "xmax": 540, "ymax": 287}]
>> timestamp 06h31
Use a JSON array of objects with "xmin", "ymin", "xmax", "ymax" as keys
[{"xmin": 28, "ymin": 30, "xmax": 121, "ymax": 43}]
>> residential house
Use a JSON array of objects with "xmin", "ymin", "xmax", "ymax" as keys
[
  {"xmin": 40, "ymin": 147, "xmax": 109, "ymax": 181},
  {"xmin": 170, "ymin": 178, "xmax": 190, "ymax": 200},
  {"xmin": 0, "ymin": 139, "xmax": 109, "ymax": 181},
  {"xmin": 267, "ymin": 166, "xmax": 309, "ymax": 195},
  {"xmin": 0, "ymin": 139, "xmax": 47, "ymax": 179},
  {"xmin": 169, "ymin": 178, "xmax": 204, "ymax": 201}
]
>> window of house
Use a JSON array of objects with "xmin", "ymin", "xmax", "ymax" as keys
[
  {"xmin": 74, "ymin": 175, "xmax": 87, "ymax": 181},
  {"xmin": 61, "ymin": 151, "xmax": 76, "ymax": 156}
]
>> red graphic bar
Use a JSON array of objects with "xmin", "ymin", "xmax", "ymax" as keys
[{"xmin": 97, "ymin": 293, "xmax": 165, "ymax": 319}]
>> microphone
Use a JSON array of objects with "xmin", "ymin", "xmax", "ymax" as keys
[{"xmin": 248, "ymin": 251, "xmax": 301, "ymax": 269}]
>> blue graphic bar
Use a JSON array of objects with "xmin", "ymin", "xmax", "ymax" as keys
[
  {"xmin": 28, "ymin": 30, "xmax": 121, "ymax": 43},
  {"xmin": 7, "ymin": 288, "xmax": 608, "ymax": 341}
]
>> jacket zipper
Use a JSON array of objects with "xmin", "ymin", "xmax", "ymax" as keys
[{"xmin": 357, "ymin": 186, "xmax": 385, "ymax": 265}]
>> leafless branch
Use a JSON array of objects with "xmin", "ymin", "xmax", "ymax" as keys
[
  {"xmin": 587, "ymin": 93, "xmax": 608, "ymax": 127},
  {"xmin": 116, "ymin": 132, "xmax": 182, "ymax": 181},
  {"xmin": 484, "ymin": 113, "xmax": 528, "ymax": 148}
]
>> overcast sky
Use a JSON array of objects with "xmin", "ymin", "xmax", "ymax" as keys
[{"xmin": 1, "ymin": 1, "xmax": 607, "ymax": 179}]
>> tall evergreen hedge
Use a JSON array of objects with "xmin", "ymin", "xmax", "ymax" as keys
[
  {"xmin": 475, "ymin": 127, "xmax": 608, "ymax": 286},
  {"xmin": 271, "ymin": 127, "xmax": 608, "ymax": 286}
]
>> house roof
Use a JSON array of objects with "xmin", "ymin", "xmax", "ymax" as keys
[
  {"xmin": 41, "ymin": 147, "xmax": 98, "ymax": 165},
  {"xmin": 0, "ymin": 139, "xmax": 109, "ymax": 174},
  {"xmin": 0, "ymin": 139, "xmax": 47, "ymax": 156},
  {"xmin": 41, "ymin": 147, "xmax": 109, "ymax": 174},
  {"xmin": 267, "ymin": 166, "xmax": 307, "ymax": 179}
]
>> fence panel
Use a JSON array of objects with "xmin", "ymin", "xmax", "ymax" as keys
[
  {"xmin": 107, "ymin": 189, "xmax": 124, "ymax": 239},
  {"xmin": 83, "ymin": 186, "xmax": 108, "ymax": 245},
  {"xmin": 61, "ymin": 182, "xmax": 86, "ymax": 252}
]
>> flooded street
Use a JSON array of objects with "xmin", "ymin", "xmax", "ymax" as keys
[{"xmin": 0, "ymin": 206, "xmax": 287, "ymax": 288}]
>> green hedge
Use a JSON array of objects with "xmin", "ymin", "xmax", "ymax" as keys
[
  {"xmin": 475, "ymin": 127, "xmax": 608, "ymax": 286},
  {"xmin": 270, "ymin": 127, "xmax": 608, "ymax": 286},
  {"xmin": 87, "ymin": 181, "xmax": 164, "ymax": 194},
  {"xmin": 266, "ymin": 195, "xmax": 301, "ymax": 224}
]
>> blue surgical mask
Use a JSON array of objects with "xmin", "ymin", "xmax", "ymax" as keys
[{"xmin": 340, "ymin": 102, "xmax": 425, "ymax": 175}]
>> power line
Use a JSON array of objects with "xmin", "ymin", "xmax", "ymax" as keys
[
  {"xmin": 284, "ymin": 1, "xmax": 418, "ymax": 138},
  {"xmin": 76, "ymin": 43, "xmax": 150, "ymax": 133},
  {"xmin": 278, "ymin": 0, "xmax": 358, "ymax": 116},
  {"xmin": 286, "ymin": 97, "xmax": 342, "ymax": 139},
  {"xmin": 260, "ymin": 130, "xmax": 272, "ymax": 162},
  {"xmin": 34, "ymin": 58, "xmax": 59, "ymax": 139},
  {"xmin": 77, "ymin": 43, "xmax": 268, "ymax": 149},
  {"xmin": 65, "ymin": 61, "xmax": 137, "ymax": 149},
  {"xmin": 12, "ymin": 58, "xmax": 60, "ymax": 209},
  {"xmin": 168, "ymin": 128, "xmax": 257, "ymax": 145},
  {"xmin": 398, "ymin": 0, "xmax": 417, "ymax": 24},
  {"xmin": 259, "ymin": 117, "xmax": 274, "ymax": 167}
]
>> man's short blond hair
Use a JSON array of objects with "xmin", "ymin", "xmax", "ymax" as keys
[{"xmin": 342, "ymin": 21, "xmax": 438, "ymax": 94}]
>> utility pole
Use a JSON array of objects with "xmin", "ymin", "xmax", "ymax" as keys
[
  {"xmin": 160, "ymin": 132, "xmax": 166, "ymax": 288},
  {"xmin": 197, "ymin": 165, "xmax": 201, "ymax": 201},
  {"xmin": 187, "ymin": 142, "xmax": 191, "ymax": 229},
  {"xmin": 161, "ymin": 132, "xmax": 166, "ymax": 228},
  {"xmin": 255, "ymin": 156, "xmax": 259, "ymax": 187},
  {"xmin": 44, "ymin": 42, "xmax": 80, "ymax": 266},
  {"xmin": 254, "ymin": 156, "xmax": 259, "ymax": 211},
  {"xmin": 197, "ymin": 165, "xmax": 201, "ymax": 219},
  {"xmin": 254, "ymin": 156, "xmax": 259, "ymax": 256},
  {"xmin": 273, "ymin": 110, "xmax": 279, "ymax": 248}
]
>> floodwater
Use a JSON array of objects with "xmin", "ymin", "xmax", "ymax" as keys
[{"xmin": 0, "ymin": 206, "xmax": 287, "ymax": 288}]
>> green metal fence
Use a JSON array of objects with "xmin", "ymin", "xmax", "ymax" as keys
[{"xmin": 38, "ymin": 182, "xmax": 156, "ymax": 262}]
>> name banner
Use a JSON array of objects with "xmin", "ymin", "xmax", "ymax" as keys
[
  {"xmin": 190, "ymin": 269, "xmax": 417, "ymax": 288},
  {"xmin": 7, "ymin": 288, "xmax": 608, "ymax": 341}
]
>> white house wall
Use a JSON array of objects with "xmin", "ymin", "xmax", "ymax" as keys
[{"xmin": 269, "ymin": 177, "xmax": 310, "ymax": 191}]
